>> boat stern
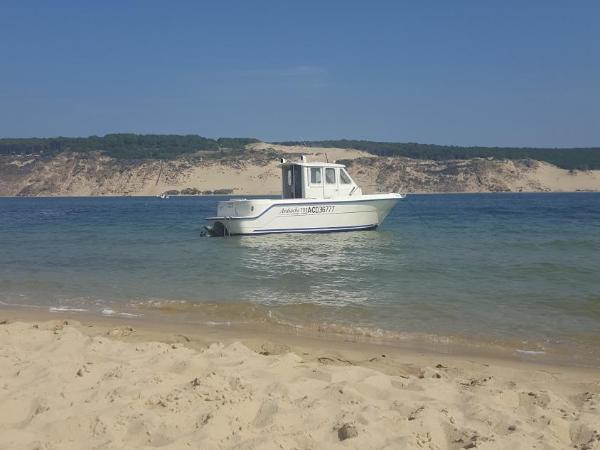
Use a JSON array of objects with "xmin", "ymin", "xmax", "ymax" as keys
[{"xmin": 204, "ymin": 199, "xmax": 269, "ymax": 236}]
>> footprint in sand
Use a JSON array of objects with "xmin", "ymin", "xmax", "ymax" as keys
[
  {"xmin": 252, "ymin": 399, "xmax": 278, "ymax": 427},
  {"xmin": 15, "ymin": 398, "xmax": 50, "ymax": 429},
  {"xmin": 518, "ymin": 391, "xmax": 551, "ymax": 409},
  {"xmin": 569, "ymin": 423, "xmax": 600, "ymax": 449},
  {"xmin": 258, "ymin": 342, "xmax": 290, "ymax": 356},
  {"xmin": 574, "ymin": 391, "xmax": 599, "ymax": 413},
  {"xmin": 317, "ymin": 355, "xmax": 354, "ymax": 366},
  {"xmin": 106, "ymin": 327, "xmax": 135, "ymax": 337}
]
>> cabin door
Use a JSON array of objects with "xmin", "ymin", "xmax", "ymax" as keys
[
  {"xmin": 283, "ymin": 165, "xmax": 304, "ymax": 199},
  {"xmin": 323, "ymin": 167, "xmax": 339, "ymax": 199},
  {"xmin": 305, "ymin": 167, "xmax": 323, "ymax": 199},
  {"xmin": 292, "ymin": 165, "xmax": 303, "ymax": 198}
]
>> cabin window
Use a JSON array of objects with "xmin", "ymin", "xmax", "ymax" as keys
[
  {"xmin": 325, "ymin": 168, "xmax": 336, "ymax": 184},
  {"xmin": 340, "ymin": 169, "xmax": 352, "ymax": 184},
  {"xmin": 310, "ymin": 167, "xmax": 322, "ymax": 184},
  {"xmin": 286, "ymin": 168, "xmax": 293, "ymax": 186}
]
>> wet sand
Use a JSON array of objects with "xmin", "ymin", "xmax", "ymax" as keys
[{"xmin": 1, "ymin": 308, "xmax": 599, "ymax": 449}]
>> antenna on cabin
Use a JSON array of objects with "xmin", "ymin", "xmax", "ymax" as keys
[{"xmin": 299, "ymin": 137, "xmax": 310, "ymax": 161}]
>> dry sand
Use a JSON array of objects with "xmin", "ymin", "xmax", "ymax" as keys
[{"xmin": 1, "ymin": 315, "xmax": 599, "ymax": 450}]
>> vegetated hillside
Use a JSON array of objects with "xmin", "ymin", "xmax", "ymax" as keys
[
  {"xmin": 0, "ymin": 134, "xmax": 259, "ymax": 160},
  {"xmin": 276, "ymin": 140, "xmax": 600, "ymax": 171},
  {"xmin": 341, "ymin": 156, "xmax": 600, "ymax": 193},
  {"xmin": 0, "ymin": 146, "xmax": 283, "ymax": 197},
  {"xmin": 0, "ymin": 137, "xmax": 599, "ymax": 196}
]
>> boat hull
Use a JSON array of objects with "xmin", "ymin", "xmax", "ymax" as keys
[{"xmin": 205, "ymin": 195, "xmax": 402, "ymax": 236}]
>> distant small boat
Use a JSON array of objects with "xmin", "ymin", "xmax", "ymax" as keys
[
  {"xmin": 158, "ymin": 193, "xmax": 169, "ymax": 199},
  {"xmin": 205, "ymin": 156, "xmax": 404, "ymax": 236}
]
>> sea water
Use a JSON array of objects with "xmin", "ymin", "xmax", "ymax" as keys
[{"xmin": 1, "ymin": 194, "xmax": 599, "ymax": 364}]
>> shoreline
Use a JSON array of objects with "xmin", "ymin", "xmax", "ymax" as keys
[
  {"xmin": 1, "ymin": 191, "xmax": 600, "ymax": 198},
  {"xmin": 1, "ymin": 310, "xmax": 599, "ymax": 449},
  {"xmin": 2, "ymin": 305, "xmax": 599, "ymax": 372},
  {"xmin": 2, "ymin": 300, "xmax": 600, "ymax": 370}
]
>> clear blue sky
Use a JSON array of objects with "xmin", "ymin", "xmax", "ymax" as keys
[{"xmin": 1, "ymin": 0, "xmax": 598, "ymax": 147}]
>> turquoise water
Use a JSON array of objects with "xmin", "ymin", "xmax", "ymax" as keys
[{"xmin": 1, "ymin": 194, "xmax": 599, "ymax": 362}]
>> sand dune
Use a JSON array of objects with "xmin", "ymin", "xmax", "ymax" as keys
[
  {"xmin": 1, "ymin": 319, "xmax": 599, "ymax": 449},
  {"xmin": 1, "ymin": 142, "xmax": 599, "ymax": 196}
]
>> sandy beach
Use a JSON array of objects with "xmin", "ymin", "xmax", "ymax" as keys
[{"xmin": 1, "ymin": 311, "xmax": 599, "ymax": 450}]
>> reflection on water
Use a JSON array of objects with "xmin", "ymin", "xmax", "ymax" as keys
[{"xmin": 232, "ymin": 230, "xmax": 401, "ymax": 306}]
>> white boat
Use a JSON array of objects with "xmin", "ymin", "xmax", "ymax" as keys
[{"xmin": 205, "ymin": 157, "xmax": 404, "ymax": 236}]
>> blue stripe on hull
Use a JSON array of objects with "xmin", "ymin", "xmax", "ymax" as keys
[{"xmin": 231, "ymin": 224, "xmax": 378, "ymax": 235}]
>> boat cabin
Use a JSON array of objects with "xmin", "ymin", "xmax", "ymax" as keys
[{"xmin": 280, "ymin": 159, "xmax": 362, "ymax": 200}]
